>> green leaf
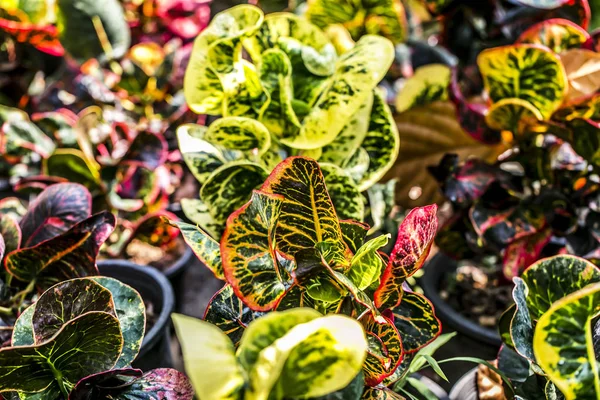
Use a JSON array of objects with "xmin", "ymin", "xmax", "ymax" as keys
[
  {"xmin": 478, "ymin": 44, "xmax": 567, "ymax": 119},
  {"xmin": 180, "ymin": 198, "xmax": 223, "ymax": 238},
  {"xmin": 347, "ymin": 234, "xmax": 388, "ymax": 290},
  {"xmin": 175, "ymin": 221, "xmax": 224, "ymax": 280},
  {"xmin": 205, "ymin": 117, "xmax": 271, "ymax": 156},
  {"xmin": 184, "ymin": 5, "xmax": 264, "ymax": 115},
  {"xmin": 511, "ymin": 278, "xmax": 536, "ymax": 367},
  {"xmin": 534, "ymin": 282, "xmax": 600, "ymax": 400},
  {"xmin": 260, "ymin": 157, "xmax": 350, "ymax": 269},
  {"xmin": 339, "ymin": 220, "xmax": 369, "ymax": 253},
  {"xmin": 200, "ymin": 161, "xmax": 268, "ymax": 225},
  {"xmin": 204, "ymin": 285, "xmax": 261, "ymax": 346},
  {"xmin": 172, "ymin": 313, "xmax": 245, "ymax": 400},
  {"xmin": 360, "ymin": 313, "xmax": 403, "ymax": 386},
  {"xmin": 395, "ymin": 65, "xmax": 451, "ymax": 113},
  {"xmin": 221, "ymin": 190, "xmax": 287, "ymax": 311},
  {"xmin": 281, "ymin": 35, "xmax": 394, "ymax": 150},
  {"xmin": 56, "ymin": 0, "xmax": 131, "ymax": 62},
  {"xmin": 11, "ymin": 305, "xmax": 35, "ymax": 346},
  {"xmin": 391, "ymin": 291, "xmax": 441, "ymax": 353},
  {"xmin": 90, "ymin": 277, "xmax": 145, "ymax": 368},
  {"xmin": 1, "ymin": 120, "xmax": 55, "ymax": 164},
  {"xmin": 309, "ymin": 371, "xmax": 364, "ymax": 400},
  {"xmin": 6, "ymin": 212, "xmax": 115, "ymax": 290},
  {"xmin": 321, "ymin": 163, "xmax": 365, "ymax": 221},
  {"xmin": 44, "ymin": 149, "xmax": 102, "ymax": 194},
  {"xmin": 242, "ymin": 311, "xmax": 367, "ymax": 400},
  {"xmin": 0, "ymin": 214, "xmax": 21, "ymax": 255},
  {"xmin": 0, "ymin": 312, "xmax": 122, "ymax": 395},
  {"xmin": 517, "ymin": 18, "xmax": 589, "ymax": 54}
]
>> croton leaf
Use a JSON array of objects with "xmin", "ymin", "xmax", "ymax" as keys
[
  {"xmin": 19, "ymin": 182, "xmax": 92, "ymax": 247},
  {"xmin": 0, "ymin": 17, "xmax": 64, "ymax": 56},
  {"xmin": 127, "ymin": 212, "xmax": 179, "ymax": 250},
  {"xmin": 511, "ymin": 278, "xmax": 539, "ymax": 366},
  {"xmin": 0, "ymin": 214, "xmax": 20, "ymax": 255},
  {"xmin": 305, "ymin": 0, "xmax": 407, "ymax": 44},
  {"xmin": 391, "ymin": 291, "xmax": 441, "ymax": 354},
  {"xmin": 395, "ymin": 64, "xmax": 451, "ymax": 113},
  {"xmin": 69, "ymin": 368, "xmax": 194, "ymax": 400},
  {"xmin": 375, "ymin": 205, "xmax": 438, "ymax": 310},
  {"xmin": 204, "ymin": 117, "xmax": 271, "ymax": 156},
  {"xmin": 340, "ymin": 220, "xmax": 370, "ymax": 253},
  {"xmin": 6, "ymin": 212, "xmax": 115, "ymax": 289},
  {"xmin": 516, "ymin": 18, "xmax": 589, "ymax": 53},
  {"xmin": 11, "ymin": 304, "xmax": 34, "ymax": 347},
  {"xmin": 281, "ymin": 35, "xmax": 394, "ymax": 150},
  {"xmin": 201, "ymin": 161, "xmax": 268, "ymax": 225},
  {"xmin": 560, "ymin": 49, "xmax": 600, "ymax": 102},
  {"xmin": 550, "ymin": 118, "xmax": 600, "ymax": 166},
  {"xmin": 180, "ymin": 198, "xmax": 223, "ymax": 239},
  {"xmin": 183, "ymin": 5, "xmax": 264, "ymax": 115},
  {"xmin": 1, "ymin": 120, "xmax": 55, "ymax": 164},
  {"xmin": 0, "ymin": 312, "xmax": 122, "ymax": 395},
  {"xmin": 361, "ymin": 387, "xmax": 404, "ymax": 399},
  {"xmin": 204, "ymin": 285, "xmax": 261, "ymax": 346},
  {"xmin": 346, "ymin": 235, "xmax": 389, "ymax": 291},
  {"xmin": 534, "ymin": 282, "xmax": 600, "ymax": 400},
  {"xmin": 485, "ymin": 98, "xmax": 544, "ymax": 133},
  {"xmin": 175, "ymin": 221, "xmax": 224, "ymax": 279},
  {"xmin": 122, "ymin": 131, "xmax": 168, "ymax": 170},
  {"xmin": 239, "ymin": 310, "xmax": 367, "ymax": 399},
  {"xmin": 321, "ymin": 163, "xmax": 365, "ymax": 221},
  {"xmin": 260, "ymin": 157, "xmax": 350, "ymax": 269},
  {"xmin": 172, "ymin": 313, "xmax": 245, "ymax": 400},
  {"xmin": 477, "ymin": 44, "xmax": 567, "ymax": 119},
  {"xmin": 360, "ymin": 313, "xmax": 403, "ymax": 387},
  {"xmin": 221, "ymin": 190, "xmax": 287, "ymax": 311},
  {"xmin": 502, "ymin": 229, "xmax": 552, "ymax": 280},
  {"xmin": 513, "ymin": 0, "xmax": 571, "ymax": 9},
  {"xmin": 56, "ymin": 0, "xmax": 131, "ymax": 62},
  {"xmin": 358, "ymin": 90, "xmax": 400, "ymax": 192},
  {"xmin": 43, "ymin": 150, "xmax": 102, "ymax": 195}
]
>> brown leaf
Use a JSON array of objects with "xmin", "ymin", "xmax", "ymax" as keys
[
  {"xmin": 560, "ymin": 49, "xmax": 600, "ymax": 101},
  {"xmin": 477, "ymin": 361, "xmax": 507, "ymax": 400},
  {"xmin": 383, "ymin": 101, "xmax": 507, "ymax": 208}
]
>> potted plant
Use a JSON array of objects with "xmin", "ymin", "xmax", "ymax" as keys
[
  {"xmin": 419, "ymin": 13, "xmax": 600, "ymax": 350},
  {"xmin": 177, "ymin": 4, "xmax": 400, "ymax": 237},
  {"xmin": 0, "ymin": 276, "xmax": 193, "ymax": 399},
  {"xmin": 175, "ymin": 156, "xmax": 448, "ymax": 397},
  {"xmin": 450, "ymin": 254, "xmax": 600, "ymax": 399}
]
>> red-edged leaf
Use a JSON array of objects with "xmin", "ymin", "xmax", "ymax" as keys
[
  {"xmin": 375, "ymin": 205, "xmax": 438, "ymax": 310},
  {"xmin": 19, "ymin": 183, "xmax": 92, "ymax": 247},
  {"xmin": 122, "ymin": 131, "xmax": 168, "ymax": 169},
  {"xmin": 0, "ymin": 18, "xmax": 64, "ymax": 56},
  {"xmin": 221, "ymin": 190, "xmax": 289, "ymax": 312},
  {"xmin": 502, "ymin": 228, "xmax": 553, "ymax": 280},
  {"xmin": 127, "ymin": 212, "xmax": 179, "ymax": 250},
  {"xmin": 6, "ymin": 212, "xmax": 115, "ymax": 289},
  {"xmin": 361, "ymin": 313, "xmax": 403, "ymax": 387},
  {"xmin": 516, "ymin": 18, "xmax": 589, "ymax": 53},
  {"xmin": 391, "ymin": 291, "xmax": 441, "ymax": 353},
  {"xmin": 0, "ymin": 214, "xmax": 21, "ymax": 255}
]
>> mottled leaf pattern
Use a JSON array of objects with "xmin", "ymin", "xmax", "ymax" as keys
[
  {"xmin": 176, "ymin": 221, "xmax": 224, "ymax": 280},
  {"xmin": 321, "ymin": 163, "xmax": 365, "ymax": 221},
  {"xmin": 517, "ymin": 18, "xmax": 589, "ymax": 53},
  {"xmin": 205, "ymin": 117, "xmax": 271, "ymax": 156},
  {"xmin": 360, "ymin": 313, "xmax": 403, "ymax": 386},
  {"xmin": 485, "ymin": 98, "xmax": 543, "ymax": 133},
  {"xmin": 391, "ymin": 291, "xmax": 441, "ymax": 353},
  {"xmin": 0, "ymin": 214, "xmax": 21, "ymax": 256}
]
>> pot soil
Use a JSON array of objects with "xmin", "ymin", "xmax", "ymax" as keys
[{"xmin": 98, "ymin": 260, "xmax": 175, "ymax": 371}]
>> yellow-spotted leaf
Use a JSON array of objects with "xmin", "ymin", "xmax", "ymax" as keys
[
  {"xmin": 361, "ymin": 313, "xmax": 403, "ymax": 386},
  {"xmin": 534, "ymin": 283, "xmax": 600, "ymax": 400},
  {"xmin": 241, "ymin": 311, "xmax": 368, "ymax": 400},
  {"xmin": 200, "ymin": 161, "xmax": 269, "ymax": 225},
  {"xmin": 321, "ymin": 163, "xmax": 365, "ymax": 221},
  {"xmin": 305, "ymin": 0, "xmax": 407, "ymax": 44},
  {"xmin": 395, "ymin": 64, "xmax": 451, "ymax": 113},
  {"xmin": 485, "ymin": 98, "xmax": 544, "ymax": 133},
  {"xmin": 260, "ymin": 157, "xmax": 351, "ymax": 269},
  {"xmin": 175, "ymin": 221, "xmax": 224, "ymax": 280},
  {"xmin": 358, "ymin": 89, "xmax": 400, "ymax": 191},
  {"xmin": 375, "ymin": 205, "xmax": 438, "ymax": 310},
  {"xmin": 516, "ymin": 18, "xmax": 589, "ymax": 54},
  {"xmin": 221, "ymin": 190, "xmax": 287, "ymax": 311},
  {"xmin": 184, "ymin": 5, "xmax": 264, "ymax": 115},
  {"xmin": 204, "ymin": 117, "xmax": 271, "ymax": 156},
  {"xmin": 172, "ymin": 313, "xmax": 245, "ymax": 400},
  {"xmin": 282, "ymin": 35, "xmax": 394, "ymax": 150},
  {"xmin": 478, "ymin": 44, "xmax": 567, "ymax": 119}
]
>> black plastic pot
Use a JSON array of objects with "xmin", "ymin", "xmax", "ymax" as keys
[
  {"xmin": 97, "ymin": 260, "xmax": 175, "ymax": 371},
  {"xmin": 449, "ymin": 368, "xmax": 479, "ymax": 400},
  {"xmin": 420, "ymin": 253, "xmax": 502, "ymax": 347}
]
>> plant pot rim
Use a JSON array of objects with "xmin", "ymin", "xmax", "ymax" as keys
[
  {"xmin": 97, "ymin": 259, "xmax": 174, "ymax": 357},
  {"xmin": 420, "ymin": 253, "xmax": 502, "ymax": 346},
  {"xmin": 449, "ymin": 367, "xmax": 478, "ymax": 400}
]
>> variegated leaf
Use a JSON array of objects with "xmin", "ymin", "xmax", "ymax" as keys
[
  {"xmin": 176, "ymin": 221, "xmax": 224, "ymax": 280},
  {"xmin": 260, "ymin": 157, "xmax": 350, "ymax": 269},
  {"xmin": 361, "ymin": 313, "xmax": 403, "ymax": 387},
  {"xmin": 180, "ymin": 198, "xmax": 223, "ymax": 239},
  {"xmin": 200, "ymin": 161, "xmax": 268, "ymax": 225},
  {"xmin": 281, "ymin": 35, "xmax": 394, "ymax": 150},
  {"xmin": 534, "ymin": 282, "xmax": 600, "ymax": 400},
  {"xmin": 340, "ymin": 220, "xmax": 370, "ymax": 253},
  {"xmin": 375, "ymin": 205, "xmax": 438, "ymax": 310},
  {"xmin": 478, "ymin": 44, "xmax": 568, "ymax": 119},
  {"xmin": 0, "ymin": 214, "xmax": 21, "ymax": 255},
  {"xmin": 221, "ymin": 190, "xmax": 287, "ymax": 311},
  {"xmin": 205, "ymin": 117, "xmax": 271, "ymax": 156},
  {"xmin": 347, "ymin": 235, "xmax": 389, "ymax": 291},
  {"xmin": 516, "ymin": 18, "xmax": 589, "ymax": 53},
  {"xmin": 502, "ymin": 229, "xmax": 552, "ymax": 280},
  {"xmin": 321, "ymin": 163, "xmax": 365, "ymax": 221},
  {"xmin": 184, "ymin": 4, "xmax": 264, "ymax": 115},
  {"xmin": 395, "ymin": 64, "xmax": 451, "ymax": 113},
  {"xmin": 391, "ymin": 291, "xmax": 441, "ymax": 353},
  {"xmin": 485, "ymin": 98, "xmax": 544, "ymax": 133}
]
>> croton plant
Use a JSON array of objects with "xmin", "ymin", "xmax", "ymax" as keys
[
  {"xmin": 178, "ymin": 4, "xmax": 400, "ymax": 236},
  {"xmin": 0, "ymin": 183, "xmax": 115, "ymax": 333},
  {"xmin": 429, "ymin": 15, "xmax": 600, "ymax": 283},
  {"xmin": 175, "ymin": 156, "xmax": 442, "ymax": 397},
  {"xmin": 0, "ymin": 276, "xmax": 193, "ymax": 399},
  {"xmin": 494, "ymin": 254, "xmax": 600, "ymax": 399}
]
